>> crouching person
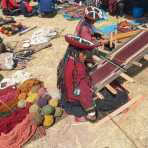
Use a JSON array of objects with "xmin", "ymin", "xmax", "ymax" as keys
[
  {"xmin": 38, "ymin": 0, "xmax": 57, "ymax": 17},
  {"xmin": 57, "ymin": 45, "xmax": 128, "ymax": 122},
  {"xmin": 20, "ymin": 0, "xmax": 38, "ymax": 17},
  {"xmin": 1, "ymin": 0, "xmax": 21, "ymax": 16}
]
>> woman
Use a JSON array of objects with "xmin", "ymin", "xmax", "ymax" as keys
[
  {"xmin": 57, "ymin": 45, "xmax": 128, "ymax": 122},
  {"xmin": 20, "ymin": 0, "xmax": 38, "ymax": 17},
  {"xmin": 57, "ymin": 45, "xmax": 97, "ymax": 121},
  {"xmin": 1, "ymin": 0, "xmax": 21, "ymax": 16},
  {"xmin": 75, "ymin": 6, "xmax": 108, "ymax": 46}
]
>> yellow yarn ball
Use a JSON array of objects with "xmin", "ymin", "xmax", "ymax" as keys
[
  {"xmin": 43, "ymin": 115, "xmax": 54, "ymax": 127},
  {"xmin": 49, "ymin": 99, "xmax": 59, "ymax": 107},
  {"xmin": 26, "ymin": 93, "xmax": 39, "ymax": 103}
]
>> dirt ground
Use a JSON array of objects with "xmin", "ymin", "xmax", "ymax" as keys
[{"xmin": 0, "ymin": 13, "xmax": 148, "ymax": 148}]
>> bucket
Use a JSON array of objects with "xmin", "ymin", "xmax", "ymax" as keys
[{"xmin": 132, "ymin": 7, "xmax": 144, "ymax": 18}]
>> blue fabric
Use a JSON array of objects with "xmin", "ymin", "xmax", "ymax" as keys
[{"xmin": 38, "ymin": 0, "xmax": 56, "ymax": 13}]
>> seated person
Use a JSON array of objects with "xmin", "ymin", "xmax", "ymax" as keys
[
  {"xmin": 57, "ymin": 44, "xmax": 128, "ymax": 122},
  {"xmin": 20, "ymin": 0, "xmax": 38, "ymax": 17},
  {"xmin": 75, "ymin": 6, "xmax": 108, "ymax": 46},
  {"xmin": 1, "ymin": 0, "xmax": 21, "ymax": 16},
  {"xmin": 38, "ymin": 0, "xmax": 57, "ymax": 17},
  {"xmin": 108, "ymin": 0, "xmax": 125, "ymax": 17}
]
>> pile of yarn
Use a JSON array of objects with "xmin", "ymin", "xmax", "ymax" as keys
[{"xmin": 17, "ymin": 79, "xmax": 63, "ymax": 128}]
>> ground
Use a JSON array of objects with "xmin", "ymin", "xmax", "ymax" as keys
[{"xmin": 0, "ymin": 13, "xmax": 148, "ymax": 148}]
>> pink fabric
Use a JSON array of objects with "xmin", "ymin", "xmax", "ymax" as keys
[
  {"xmin": 0, "ymin": 104, "xmax": 31, "ymax": 135},
  {"xmin": 0, "ymin": 86, "xmax": 19, "ymax": 103},
  {"xmin": 0, "ymin": 114, "xmax": 37, "ymax": 148}
]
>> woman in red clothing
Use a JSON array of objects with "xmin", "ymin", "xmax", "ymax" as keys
[
  {"xmin": 1, "ymin": 0, "xmax": 20, "ymax": 16},
  {"xmin": 75, "ymin": 6, "xmax": 108, "ymax": 46},
  {"xmin": 57, "ymin": 45, "xmax": 97, "ymax": 121}
]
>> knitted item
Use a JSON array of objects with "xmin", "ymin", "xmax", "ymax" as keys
[
  {"xmin": 37, "ymin": 87, "xmax": 47, "ymax": 97},
  {"xmin": 32, "ymin": 113, "xmax": 43, "ymax": 126},
  {"xmin": 49, "ymin": 99, "xmax": 59, "ymax": 107},
  {"xmin": 18, "ymin": 79, "xmax": 43, "ymax": 94},
  {"xmin": 41, "ymin": 105, "xmax": 55, "ymax": 115},
  {"xmin": 37, "ymin": 97, "xmax": 48, "ymax": 108},
  {"xmin": 17, "ymin": 99, "xmax": 26, "ymax": 108},
  {"xmin": 43, "ymin": 115, "xmax": 54, "ymax": 127},
  {"xmin": 26, "ymin": 92, "xmax": 39, "ymax": 103},
  {"xmin": 18, "ymin": 93, "xmax": 27, "ymax": 100},
  {"xmin": 54, "ymin": 107, "xmax": 63, "ymax": 117},
  {"xmin": 29, "ymin": 104, "xmax": 40, "ymax": 113}
]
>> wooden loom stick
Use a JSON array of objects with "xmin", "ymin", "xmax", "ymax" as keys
[
  {"xmin": 90, "ymin": 89, "xmax": 104, "ymax": 100},
  {"xmin": 19, "ymin": 26, "xmax": 37, "ymax": 36},
  {"xmin": 111, "ymin": 30, "xmax": 141, "ymax": 41},
  {"xmin": 120, "ymin": 73, "xmax": 134, "ymax": 83},
  {"xmin": 132, "ymin": 61, "xmax": 142, "ymax": 67},
  {"xmin": 144, "ymin": 54, "xmax": 148, "ymax": 61},
  {"xmin": 105, "ymin": 84, "xmax": 117, "ymax": 95}
]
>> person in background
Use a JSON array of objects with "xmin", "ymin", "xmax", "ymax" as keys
[
  {"xmin": 38, "ymin": 0, "xmax": 57, "ymax": 17},
  {"xmin": 1, "ymin": 0, "xmax": 21, "ymax": 16},
  {"xmin": 20, "ymin": 0, "xmax": 38, "ymax": 17},
  {"xmin": 108, "ymin": 0, "xmax": 125, "ymax": 17}
]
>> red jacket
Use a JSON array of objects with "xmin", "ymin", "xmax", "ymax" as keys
[
  {"xmin": 22, "ymin": 0, "xmax": 33, "ymax": 13},
  {"xmin": 64, "ymin": 57, "xmax": 93, "ymax": 110},
  {"xmin": 75, "ymin": 19, "xmax": 96, "ymax": 42},
  {"xmin": 1, "ymin": 0, "xmax": 19, "ymax": 10}
]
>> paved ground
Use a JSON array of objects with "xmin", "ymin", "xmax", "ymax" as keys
[{"xmin": 0, "ymin": 13, "xmax": 148, "ymax": 148}]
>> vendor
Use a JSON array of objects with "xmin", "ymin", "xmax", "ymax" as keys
[
  {"xmin": 1, "ymin": 0, "xmax": 21, "ymax": 16},
  {"xmin": 20, "ymin": 0, "xmax": 38, "ymax": 17},
  {"xmin": 75, "ymin": 6, "xmax": 108, "ymax": 46},
  {"xmin": 57, "ymin": 44, "xmax": 128, "ymax": 122},
  {"xmin": 38, "ymin": 0, "xmax": 57, "ymax": 17}
]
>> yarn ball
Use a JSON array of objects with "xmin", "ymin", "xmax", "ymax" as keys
[
  {"xmin": 29, "ymin": 104, "xmax": 40, "ymax": 113},
  {"xmin": 0, "ymin": 74, "xmax": 4, "ymax": 82},
  {"xmin": 17, "ymin": 99, "xmax": 26, "ymax": 108},
  {"xmin": 41, "ymin": 105, "xmax": 55, "ymax": 115},
  {"xmin": 30, "ymin": 85, "xmax": 41, "ymax": 93},
  {"xmin": 49, "ymin": 99, "xmax": 59, "ymax": 107},
  {"xmin": 43, "ymin": 115, "xmax": 54, "ymax": 127},
  {"xmin": 37, "ymin": 97, "xmax": 48, "ymax": 108},
  {"xmin": 42, "ymin": 94, "xmax": 52, "ymax": 101},
  {"xmin": 26, "ymin": 93, "xmax": 39, "ymax": 103},
  {"xmin": 18, "ymin": 93, "xmax": 27, "ymax": 100},
  {"xmin": 54, "ymin": 107, "xmax": 63, "ymax": 117},
  {"xmin": 32, "ymin": 112, "xmax": 44, "ymax": 126},
  {"xmin": 38, "ymin": 87, "xmax": 47, "ymax": 97}
]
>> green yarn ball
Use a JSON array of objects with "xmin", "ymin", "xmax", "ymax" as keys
[
  {"xmin": 0, "ymin": 74, "xmax": 4, "ymax": 82},
  {"xmin": 41, "ymin": 105, "xmax": 55, "ymax": 115},
  {"xmin": 54, "ymin": 107, "xmax": 63, "ymax": 117},
  {"xmin": 29, "ymin": 104, "xmax": 40, "ymax": 113},
  {"xmin": 17, "ymin": 99, "xmax": 26, "ymax": 108},
  {"xmin": 32, "ymin": 113, "xmax": 44, "ymax": 126}
]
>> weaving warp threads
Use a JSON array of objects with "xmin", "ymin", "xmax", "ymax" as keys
[{"xmin": 91, "ymin": 31, "xmax": 148, "ymax": 87}]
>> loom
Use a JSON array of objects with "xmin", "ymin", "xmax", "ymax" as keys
[{"xmin": 91, "ymin": 31, "xmax": 148, "ymax": 92}]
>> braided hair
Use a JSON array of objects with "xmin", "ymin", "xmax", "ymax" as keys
[{"xmin": 57, "ymin": 45, "xmax": 89, "ymax": 95}]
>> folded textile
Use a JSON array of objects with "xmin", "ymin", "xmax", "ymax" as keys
[
  {"xmin": 0, "ymin": 103, "xmax": 31, "ymax": 135},
  {"xmin": 0, "ymin": 114, "xmax": 37, "ymax": 148}
]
